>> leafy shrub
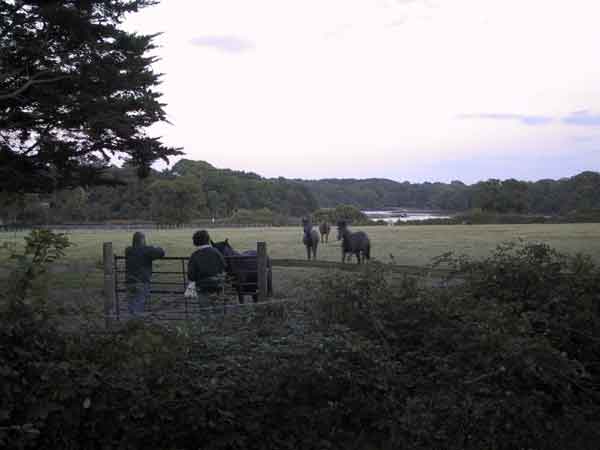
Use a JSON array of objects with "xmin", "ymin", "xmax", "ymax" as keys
[
  {"xmin": 302, "ymin": 241, "xmax": 600, "ymax": 449},
  {"xmin": 563, "ymin": 208, "xmax": 600, "ymax": 223},
  {"xmin": 435, "ymin": 240, "xmax": 600, "ymax": 379},
  {"xmin": 1, "ymin": 229, "xmax": 71, "ymax": 304},
  {"xmin": 2, "ymin": 237, "xmax": 600, "ymax": 449}
]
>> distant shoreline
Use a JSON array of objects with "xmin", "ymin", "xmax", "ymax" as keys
[{"xmin": 362, "ymin": 209, "xmax": 453, "ymax": 222}]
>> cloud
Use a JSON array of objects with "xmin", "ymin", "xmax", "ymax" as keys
[
  {"xmin": 460, "ymin": 111, "xmax": 600, "ymax": 128},
  {"xmin": 562, "ymin": 110, "xmax": 600, "ymax": 126},
  {"xmin": 386, "ymin": 18, "xmax": 407, "ymax": 27},
  {"xmin": 323, "ymin": 24, "xmax": 353, "ymax": 39},
  {"xmin": 567, "ymin": 135, "xmax": 598, "ymax": 143},
  {"xmin": 189, "ymin": 35, "xmax": 254, "ymax": 53},
  {"xmin": 457, "ymin": 113, "xmax": 553, "ymax": 126},
  {"xmin": 395, "ymin": 0, "xmax": 439, "ymax": 9}
]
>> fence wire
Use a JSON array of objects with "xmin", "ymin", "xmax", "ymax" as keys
[{"xmin": 112, "ymin": 256, "xmax": 268, "ymax": 322}]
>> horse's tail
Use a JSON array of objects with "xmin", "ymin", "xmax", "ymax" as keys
[{"xmin": 365, "ymin": 239, "xmax": 371, "ymax": 260}]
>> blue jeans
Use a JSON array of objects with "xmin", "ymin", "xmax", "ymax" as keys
[{"xmin": 127, "ymin": 282, "xmax": 150, "ymax": 315}]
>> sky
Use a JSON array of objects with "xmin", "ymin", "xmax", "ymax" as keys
[{"xmin": 123, "ymin": 0, "xmax": 600, "ymax": 184}]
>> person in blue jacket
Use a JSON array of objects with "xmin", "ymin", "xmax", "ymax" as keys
[{"xmin": 125, "ymin": 231, "xmax": 165, "ymax": 315}]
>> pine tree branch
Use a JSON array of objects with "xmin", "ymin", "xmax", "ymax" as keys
[
  {"xmin": 0, "ymin": 74, "xmax": 70, "ymax": 101},
  {"xmin": 0, "ymin": 70, "xmax": 24, "ymax": 83}
]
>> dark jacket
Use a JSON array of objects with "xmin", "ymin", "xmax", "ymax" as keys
[
  {"xmin": 187, "ymin": 246, "xmax": 226, "ymax": 284},
  {"xmin": 125, "ymin": 245, "xmax": 165, "ymax": 284}
]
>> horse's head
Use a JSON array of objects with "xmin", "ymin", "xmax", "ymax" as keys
[
  {"xmin": 211, "ymin": 238, "xmax": 237, "ymax": 257},
  {"xmin": 336, "ymin": 220, "xmax": 348, "ymax": 240}
]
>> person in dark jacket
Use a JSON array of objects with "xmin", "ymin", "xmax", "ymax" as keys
[
  {"xmin": 125, "ymin": 231, "xmax": 165, "ymax": 315},
  {"xmin": 187, "ymin": 230, "xmax": 226, "ymax": 299}
]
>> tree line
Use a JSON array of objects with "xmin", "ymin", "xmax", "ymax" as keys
[
  {"xmin": 0, "ymin": 159, "xmax": 318, "ymax": 225},
  {"xmin": 300, "ymin": 171, "xmax": 600, "ymax": 215},
  {"xmin": 2, "ymin": 159, "xmax": 599, "ymax": 225}
]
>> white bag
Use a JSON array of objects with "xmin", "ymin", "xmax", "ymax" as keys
[{"xmin": 184, "ymin": 282, "xmax": 198, "ymax": 299}]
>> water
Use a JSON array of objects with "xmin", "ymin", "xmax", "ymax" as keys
[{"xmin": 362, "ymin": 210, "xmax": 451, "ymax": 224}]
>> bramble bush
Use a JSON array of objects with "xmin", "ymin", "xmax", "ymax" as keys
[
  {"xmin": 1, "ymin": 235, "xmax": 599, "ymax": 449},
  {"xmin": 2, "ymin": 229, "xmax": 71, "ymax": 302}
]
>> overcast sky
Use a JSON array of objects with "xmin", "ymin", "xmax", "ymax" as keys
[{"xmin": 124, "ymin": 0, "xmax": 600, "ymax": 184}]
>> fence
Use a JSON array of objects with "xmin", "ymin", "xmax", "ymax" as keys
[
  {"xmin": 1, "ymin": 222, "xmax": 289, "ymax": 233},
  {"xmin": 102, "ymin": 241, "xmax": 453, "ymax": 326},
  {"xmin": 103, "ymin": 241, "xmax": 270, "ymax": 325}
]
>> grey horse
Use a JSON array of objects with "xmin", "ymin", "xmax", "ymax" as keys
[{"xmin": 302, "ymin": 217, "xmax": 320, "ymax": 260}]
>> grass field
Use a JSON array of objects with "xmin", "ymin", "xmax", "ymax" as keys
[
  {"xmin": 2, "ymin": 223, "xmax": 600, "ymax": 265},
  {"xmin": 1, "ymin": 223, "xmax": 600, "ymax": 293}
]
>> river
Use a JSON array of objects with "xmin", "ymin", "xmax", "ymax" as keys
[{"xmin": 362, "ymin": 209, "xmax": 452, "ymax": 224}]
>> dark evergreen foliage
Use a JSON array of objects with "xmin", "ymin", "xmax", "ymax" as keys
[{"xmin": 0, "ymin": 0, "xmax": 181, "ymax": 193}]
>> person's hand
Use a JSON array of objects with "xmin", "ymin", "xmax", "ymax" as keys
[{"xmin": 184, "ymin": 282, "xmax": 197, "ymax": 299}]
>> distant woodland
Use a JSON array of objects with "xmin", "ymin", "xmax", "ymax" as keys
[{"xmin": 2, "ymin": 159, "xmax": 600, "ymax": 224}]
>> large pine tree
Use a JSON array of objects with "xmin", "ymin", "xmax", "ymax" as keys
[{"xmin": 0, "ymin": 0, "xmax": 181, "ymax": 193}]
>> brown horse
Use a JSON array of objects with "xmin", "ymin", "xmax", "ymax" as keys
[{"xmin": 319, "ymin": 222, "xmax": 331, "ymax": 243}]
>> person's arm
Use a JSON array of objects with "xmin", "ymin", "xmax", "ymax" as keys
[{"xmin": 148, "ymin": 246, "xmax": 165, "ymax": 260}]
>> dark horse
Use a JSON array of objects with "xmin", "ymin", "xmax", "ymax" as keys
[
  {"xmin": 336, "ymin": 220, "xmax": 371, "ymax": 264},
  {"xmin": 301, "ymin": 218, "xmax": 320, "ymax": 260},
  {"xmin": 211, "ymin": 239, "xmax": 273, "ymax": 303},
  {"xmin": 319, "ymin": 222, "xmax": 331, "ymax": 243}
]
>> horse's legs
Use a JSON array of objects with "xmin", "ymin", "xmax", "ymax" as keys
[
  {"xmin": 267, "ymin": 269, "xmax": 273, "ymax": 297},
  {"xmin": 306, "ymin": 245, "xmax": 311, "ymax": 260}
]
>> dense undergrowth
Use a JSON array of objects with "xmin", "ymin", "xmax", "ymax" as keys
[{"xmin": 1, "ymin": 232, "xmax": 599, "ymax": 449}]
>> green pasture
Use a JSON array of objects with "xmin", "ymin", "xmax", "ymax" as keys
[
  {"xmin": 1, "ymin": 223, "xmax": 600, "ymax": 292},
  {"xmin": 2, "ymin": 223, "xmax": 600, "ymax": 264}
]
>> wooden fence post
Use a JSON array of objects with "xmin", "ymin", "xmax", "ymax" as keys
[
  {"xmin": 257, "ymin": 241, "xmax": 267, "ymax": 302},
  {"xmin": 103, "ymin": 242, "xmax": 115, "ymax": 328}
]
